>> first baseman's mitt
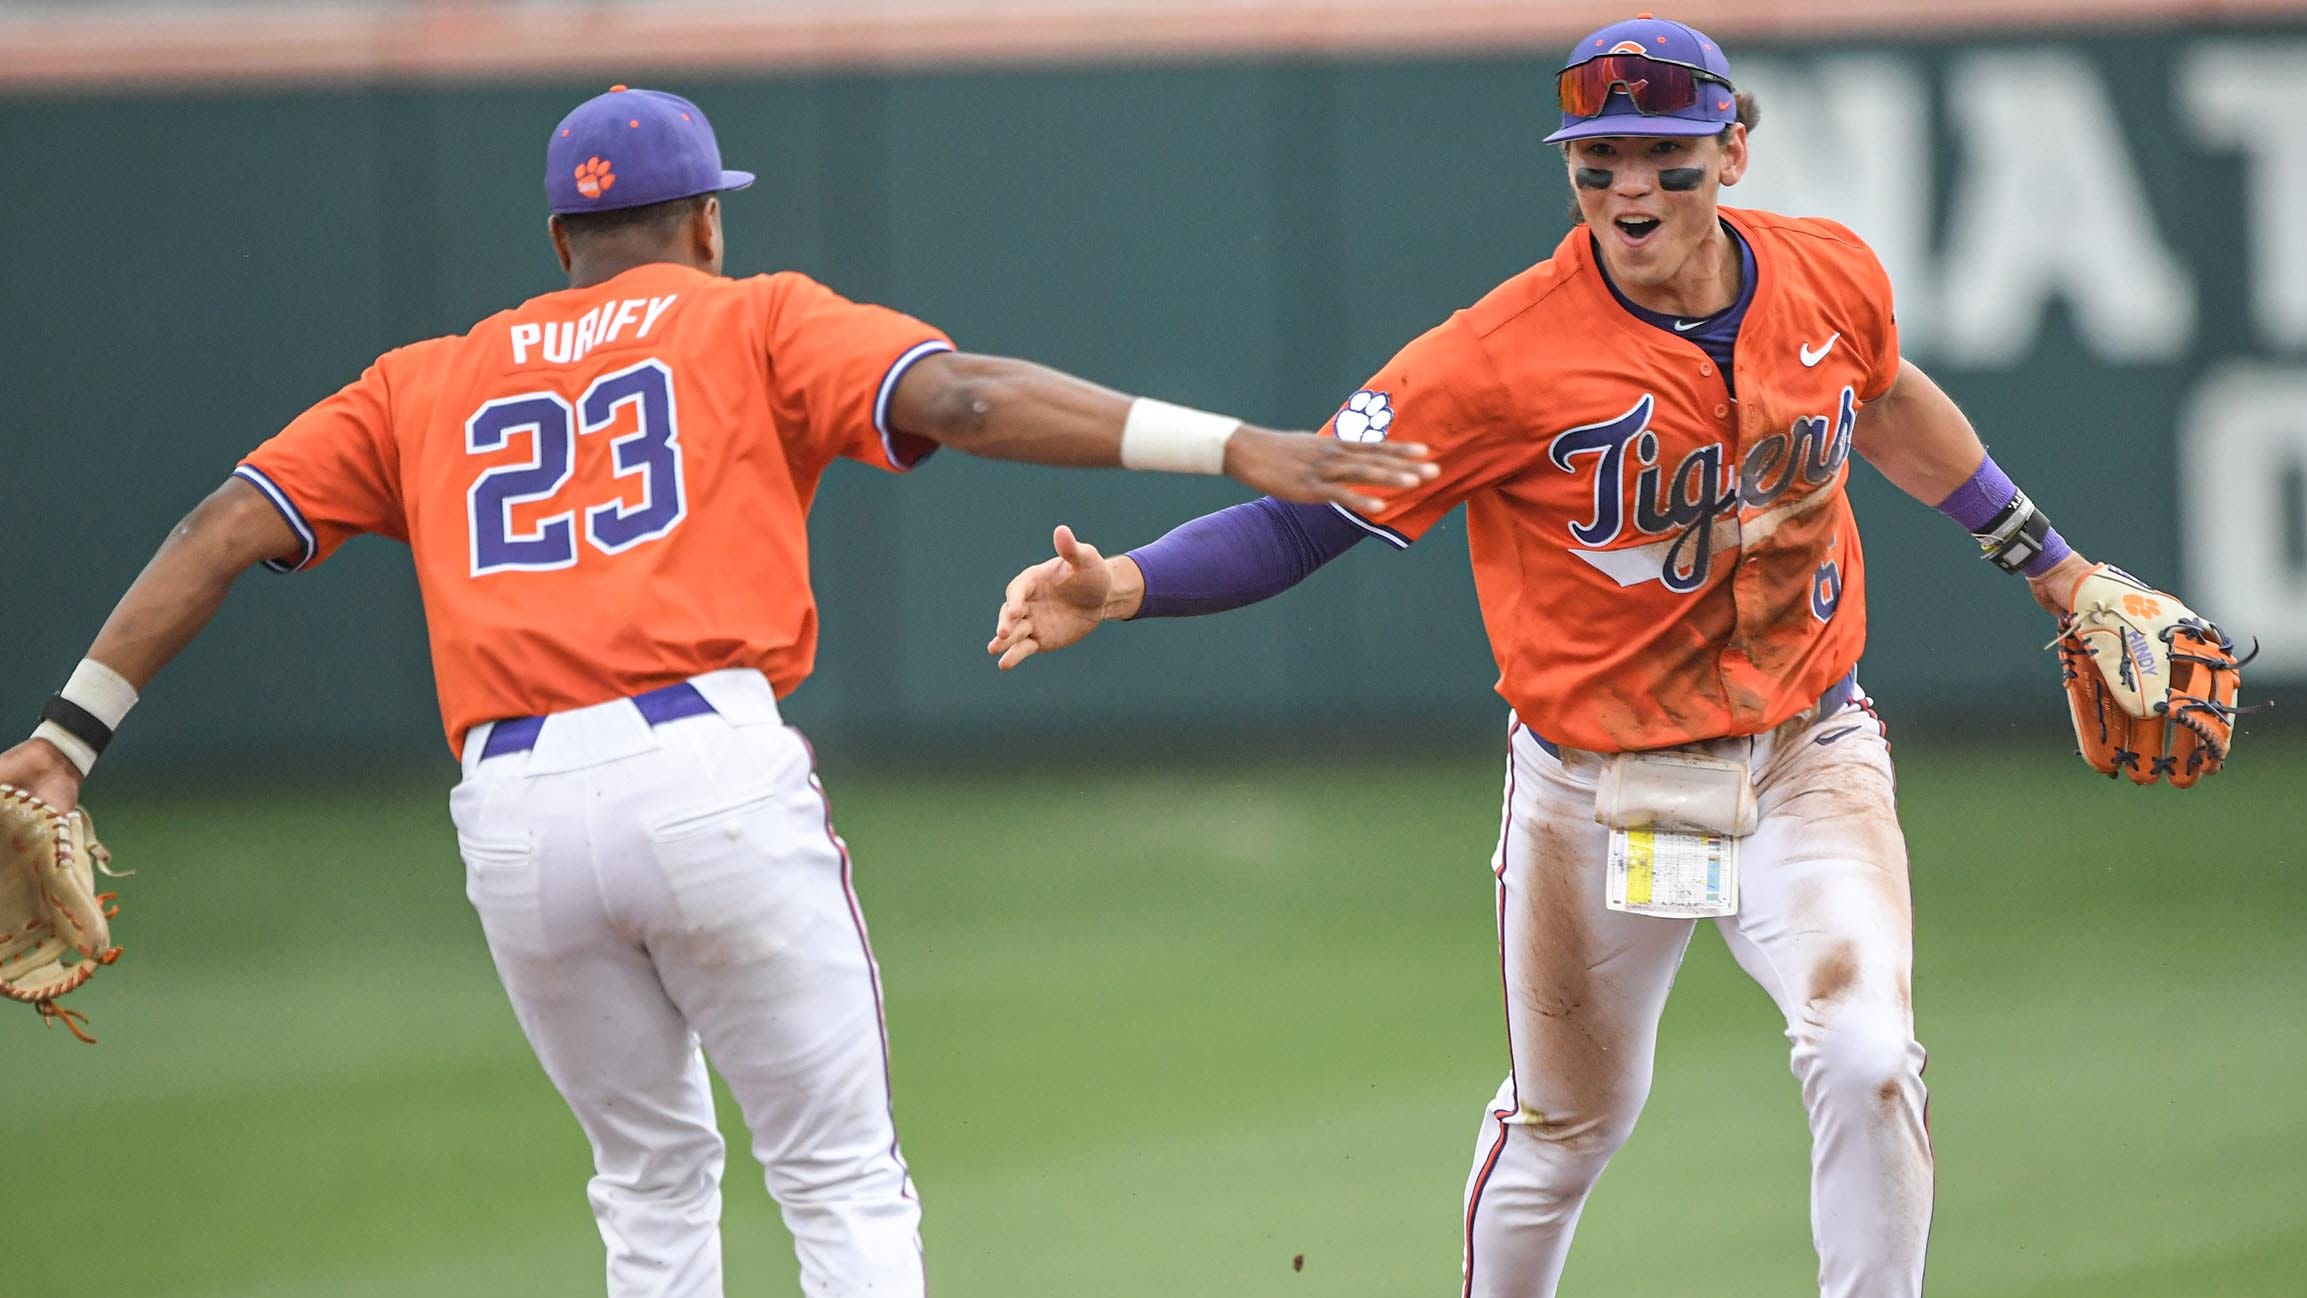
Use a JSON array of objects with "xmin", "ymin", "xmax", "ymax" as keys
[
  {"xmin": 0, "ymin": 784, "xmax": 122, "ymax": 1042},
  {"xmin": 2055, "ymin": 566, "xmax": 2246, "ymax": 789}
]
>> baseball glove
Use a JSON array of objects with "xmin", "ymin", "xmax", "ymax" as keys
[
  {"xmin": 0, "ymin": 784, "xmax": 122, "ymax": 1042},
  {"xmin": 2055, "ymin": 565, "xmax": 2246, "ymax": 789}
]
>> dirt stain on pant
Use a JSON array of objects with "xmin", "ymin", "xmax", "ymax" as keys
[
  {"xmin": 1512, "ymin": 813, "xmax": 1649, "ymax": 1130},
  {"xmin": 1808, "ymin": 941, "xmax": 1861, "ymax": 1005}
]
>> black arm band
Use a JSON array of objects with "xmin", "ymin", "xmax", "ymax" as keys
[
  {"xmin": 1970, "ymin": 489, "xmax": 2054, "ymax": 574},
  {"xmin": 37, "ymin": 695, "xmax": 114, "ymax": 757}
]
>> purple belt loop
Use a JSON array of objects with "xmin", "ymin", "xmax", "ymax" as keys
[
  {"xmin": 479, "ymin": 714, "xmax": 546, "ymax": 761},
  {"xmin": 478, "ymin": 681, "xmax": 714, "ymax": 761},
  {"xmin": 1815, "ymin": 670, "xmax": 1857, "ymax": 721},
  {"xmin": 632, "ymin": 681, "xmax": 715, "ymax": 727}
]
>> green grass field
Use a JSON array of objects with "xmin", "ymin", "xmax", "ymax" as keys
[{"xmin": 10, "ymin": 738, "xmax": 2304, "ymax": 1296}]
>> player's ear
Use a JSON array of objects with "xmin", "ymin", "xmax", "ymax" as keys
[
  {"xmin": 1715, "ymin": 124, "xmax": 1750, "ymax": 187},
  {"xmin": 694, "ymin": 195, "xmax": 724, "ymax": 268},
  {"xmin": 547, "ymin": 215, "xmax": 574, "ymax": 274}
]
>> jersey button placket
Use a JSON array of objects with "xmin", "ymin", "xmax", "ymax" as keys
[
  {"xmin": 1712, "ymin": 361, "xmax": 1759, "ymax": 725},
  {"xmin": 1727, "ymin": 395, "xmax": 1761, "ymax": 618},
  {"xmin": 1725, "ymin": 385, "xmax": 1772, "ymax": 729}
]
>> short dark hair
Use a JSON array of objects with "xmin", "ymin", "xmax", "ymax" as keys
[{"xmin": 554, "ymin": 193, "xmax": 710, "ymax": 248}]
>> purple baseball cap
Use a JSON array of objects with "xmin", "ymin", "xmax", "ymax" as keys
[
  {"xmin": 546, "ymin": 85, "xmax": 755, "ymax": 215},
  {"xmin": 1543, "ymin": 14, "xmax": 1737, "ymax": 144}
]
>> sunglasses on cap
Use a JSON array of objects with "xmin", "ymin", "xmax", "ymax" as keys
[{"xmin": 1556, "ymin": 53, "xmax": 1733, "ymax": 120}]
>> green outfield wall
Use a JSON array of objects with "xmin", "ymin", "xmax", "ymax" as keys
[{"xmin": 6, "ymin": 22, "xmax": 2303, "ymax": 769}]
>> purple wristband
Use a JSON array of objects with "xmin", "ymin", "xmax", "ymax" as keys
[
  {"xmin": 1934, "ymin": 454, "xmax": 2018, "ymax": 531},
  {"xmin": 1935, "ymin": 452, "xmax": 2071, "ymax": 577},
  {"xmin": 2022, "ymin": 525, "xmax": 2073, "ymax": 578}
]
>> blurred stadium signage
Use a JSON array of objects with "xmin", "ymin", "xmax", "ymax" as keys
[{"xmin": 1737, "ymin": 41, "xmax": 2307, "ymax": 671}]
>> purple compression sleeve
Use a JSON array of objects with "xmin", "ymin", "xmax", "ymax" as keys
[
  {"xmin": 1127, "ymin": 498, "xmax": 1367, "ymax": 618},
  {"xmin": 1933, "ymin": 452, "xmax": 2072, "ymax": 578}
]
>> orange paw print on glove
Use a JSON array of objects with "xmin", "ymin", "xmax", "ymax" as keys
[
  {"xmin": 573, "ymin": 156, "xmax": 616, "ymax": 200},
  {"xmin": 2123, "ymin": 593, "xmax": 2163, "ymax": 619}
]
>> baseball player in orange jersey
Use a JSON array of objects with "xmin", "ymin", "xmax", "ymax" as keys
[
  {"xmin": 987, "ymin": 15, "xmax": 2235, "ymax": 1297},
  {"xmin": 0, "ymin": 86, "xmax": 1432, "ymax": 1298}
]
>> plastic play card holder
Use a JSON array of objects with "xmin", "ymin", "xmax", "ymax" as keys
[
  {"xmin": 1595, "ymin": 750, "xmax": 1752, "ymax": 919},
  {"xmin": 1605, "ymin": 826, "xmax": 1739, "ymax": 918}
]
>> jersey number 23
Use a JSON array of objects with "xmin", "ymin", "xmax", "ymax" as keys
[{"xmin": 465, "ymin": 358, "xmax": 687, "ymax": 575}]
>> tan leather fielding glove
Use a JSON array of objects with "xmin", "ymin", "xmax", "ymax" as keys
[
  {"xmin": 2056, "ymin": 565, "xmax": 2246, "ymax": 789},
  {"xmin": 0, "ymin": 785, "xmax": 122, "ymax": 1042}
]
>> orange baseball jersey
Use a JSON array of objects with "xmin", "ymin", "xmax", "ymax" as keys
[
  {"xmin": 236, "ymin": 263, "xmax": 953, "ymax": 757},
  {"xmin": 1325, "ymin": 207, "xmax": 1899, "ymax": 752}
]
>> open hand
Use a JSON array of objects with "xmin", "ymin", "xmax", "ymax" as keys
[
  {"xmin": 1224, "ymin": 427, "xmax": 1434, "ymax": 514},
  {"xmin": 988, "ymin": 525, "xmax": 1126, "ymax": 670}
]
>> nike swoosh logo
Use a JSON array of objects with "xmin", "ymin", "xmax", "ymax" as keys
[
  {"xmin": 1799, "ymin": 332, "xmax": 1841, "ymax": 366},
  {"xmin": 1673, "ymin": 318, "xmax": 1705, "ymax": 331},
  {"xmin": 1813, "ymin": 724, "xmax": 1863, "ymax": 747}
]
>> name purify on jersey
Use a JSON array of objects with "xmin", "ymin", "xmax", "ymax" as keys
[
  {"xmin": 1547, "ymin": 384, "xmax": 1857, "ymax": 592},
  {"xmin": 509, "ymin": 293, "xmax": 681, "ymax": 366}
]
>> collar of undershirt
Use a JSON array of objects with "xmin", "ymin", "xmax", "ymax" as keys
[{"xmin": 1590, "ymin": 218, "xmax": 1756, "ymax": 334}]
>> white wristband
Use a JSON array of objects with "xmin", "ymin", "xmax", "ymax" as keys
[
  {"xmin": 31, "ymin": 658, "xmax": 140, "ymax": 779},
  {"xmin": 1119, "ymin": 397, "xmax": 1238, "ymax": 475},
  {"xmin": 63, "ymin": 658, "xmax": 139, "ymax": 730},
  {"xmin": 31, "ymin": 721, "xmax": 99, "ymax": 778}
]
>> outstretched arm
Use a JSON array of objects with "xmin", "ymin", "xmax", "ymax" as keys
[
  {"xmin": 1860, "ymin": 360, "xmax": 2247, "ymax": 786},
  {"xmin": 987, "ymin": 497, "xmax": 1364, "ymax": 669},
  {"xmin": 1853, "ymin": 358, "xmax": 2093, "ymax": 613},
  {"xmin": 0, "ymin": 479, "xmax": 296, "ymax": 810},
  {"xmin": 887, "ymin": 351, "xmax": 1434, "ymax": 513}
]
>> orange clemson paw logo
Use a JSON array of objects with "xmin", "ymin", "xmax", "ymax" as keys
[
  {"xmin": 573, "ymin": 156, "xmax": 616, "ymax": 200},
  {"xmin": 2123, "ymin": 593, "xmax": 2163, "ymax": 619}
]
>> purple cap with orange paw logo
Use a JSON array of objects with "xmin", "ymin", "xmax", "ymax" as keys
[{"xmin": 546, "ymin": 85, "xmax": 756, "ymax": 215}]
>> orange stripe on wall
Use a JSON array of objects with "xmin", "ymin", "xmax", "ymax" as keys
[{"xmin": 2, "ymin": 0, "xmax": 2301, "ymax": 90}]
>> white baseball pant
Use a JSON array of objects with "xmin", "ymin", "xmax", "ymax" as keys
[
  {"xmin": 1462, "ymin": 686, "xmax": 1931, "ymax": 1298},
  {"xmin": 450, "ymin": 668, "xmax": 922, "ymax": 1298}
]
